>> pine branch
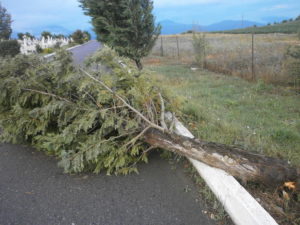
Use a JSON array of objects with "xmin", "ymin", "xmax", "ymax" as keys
[
  {"xmin": 123, "ymin": 126, "xmax": 151, "ymax": 150},
  {"xmin": 68, "ymin": 129, "xmax": 140, "ymax": 162},
  {"xmin": 128, "ymin": 146, "xmax": 155, "ymax": 169},
  {"xmin": 80, "ymin": 69, "xmax": 165, "ymax": 132},
  {"xmin": 22, "ymin": 88, "xmax": 73, "ymax": 104}
]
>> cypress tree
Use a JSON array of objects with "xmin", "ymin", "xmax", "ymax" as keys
[
  {"xmin": 0, "ymin": 3, "xmax": 12, "ymax": 40},
  {"xmin": 80, "ymin": 0, "xmax": 161, "ymax": 70}
]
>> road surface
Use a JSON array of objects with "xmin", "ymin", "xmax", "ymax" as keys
[
  {"xmin": 0, "ymin": 41, "xmax": 215, "ymax": 225},
  {"xmin": 69, "ymin": 40, "xmax": 101, "ymax": 65}
]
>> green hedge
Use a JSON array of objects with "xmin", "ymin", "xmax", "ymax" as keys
[{"xmin": 0, "ymin": 40, "xmax": 20, "ymax": 57}]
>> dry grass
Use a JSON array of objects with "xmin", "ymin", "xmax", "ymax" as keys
[{"xmin": 149, "ymin": 33, "xmax": 300, "ymax": 85}]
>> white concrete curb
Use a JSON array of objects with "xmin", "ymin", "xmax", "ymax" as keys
[{"xmin": 171, "ymin": 116, "xmax": 278, "ymax": 225}]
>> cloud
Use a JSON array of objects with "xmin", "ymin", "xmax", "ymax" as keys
[
  {"xmin": 262, "ymin": 4, "xmax": 291, "ymax": 11},
  {"xmin": 154, "ymin": 0, "xmax": 221, "ymax": 7},
  {"xmin": 1, "ymin": 0, "xmax": 90, "ymax": 31},
  {"xmin": 153, "ymin": 0, "xmax": 259, "ymax": 7},
  {"xmin": 2, "ymin": 0, "xmax": 299, "ymax": 33}
]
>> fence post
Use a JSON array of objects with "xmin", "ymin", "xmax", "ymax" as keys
[
  {"xmin": 160, "ymin": 36, "xmax": 164, "ymax": 57},
  {"xmin": 176, "ymin": 36, "xmax": 180, "ymax": 60},
  {"xmin": 251, "ymin": 32, "xmax": 255, "ymax": 80}
]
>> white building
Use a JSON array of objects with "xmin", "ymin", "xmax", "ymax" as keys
[{"xmin": 19, "ymin": 36, "xmax": 72, "ymax": 55}]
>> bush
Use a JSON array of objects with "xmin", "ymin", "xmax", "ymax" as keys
[
  {"xmin": 54, "ymin": 42, "xmax": 62, "ymax": 49},
  {"xmin": 71, "ymin": 30, "xmax": 85, "ymax": 44},
  {"xmin": 35, "ymin": 44, "xmax": 43, "ymax": 53},
  {"xmin": 192, "ymin": 32, "xmax": 209, "ymax": 68},
  {"xmin": 42, "ymin": 48, "xmax": 54, "ymax": 54},
  {"xmin": 0, "ymin": 40, "xmax": 20, "ymax": 57},
  {"xmin": 283, "ymin": 46, "xmax": 300, "ymax": 86}
]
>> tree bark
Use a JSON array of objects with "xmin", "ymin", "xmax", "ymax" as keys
[
  {"xmin": 135, "ymin": 59, "xmax": 143, "ymax": 71},
  {"xmin": 143, "ymin": 128, "xmax": 299, "ymax": 188}
]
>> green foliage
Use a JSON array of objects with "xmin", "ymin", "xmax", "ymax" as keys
[
  {"xmin": 284, "ymin": 46, "xmax": 300, "ymax": 86},
  {"xmin": 17, "ymin": 32, "xmax": 24, "ymax": 40},
  {"xmin": 36, "ymin": 44, "xmax": 43, "ymax": 53},
  {"xmin": 71, "ymin": 30, "xmax": 90, "ymax": 44},
  {"xmin": 41, "ymin": 31, "xmax": 52, "ymax": 38},
  {"xmin": 53, "ymin": 42, "xmax": 62, "ymax": 49},
  {"xmin": 0, "ymin": 40, "xmax": 20, "ymax": 57},
  {"xmin": 71, "ymin": 29, "xmax": 86, "ymax": 44},
  {"xmin": 0, "ymin": 3, "xmax": 12, "ymax": 40},
  {"xmin": 53, "ymin": 34, "xmax": 66, "ymax": 39},
  {"xmin": 192, "ymin": 32, "xmax": 208, "ymax": 68},
  {"xmin": 83, "ymin": 31, "xmax": 91, "ymax": 41},
  {"xmin": 80, "ymin": 0, "xmax": 161, "ymax": 70},
  {"xmin": 0, "ymin": 47, "xmax": 177, "ymax": 175},
  {"xmin": 17, "ymin": 32, "xmax": 35, "ymax": 40},
  {"xmin": 42, "ymin": 48, "xmax": 54, "ymax": 54}
]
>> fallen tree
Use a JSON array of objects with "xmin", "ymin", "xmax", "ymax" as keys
[
  {"xmin": 0, "ymin": 48, "xmax": 298, "ymax": 190},
  {"xmin": 144, "ymin": 127, "xmax": 299, "ymax": 188}
]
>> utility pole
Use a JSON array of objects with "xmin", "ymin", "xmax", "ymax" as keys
[
  {"xmin": 176, "ymin": 36, "xmax": 180, "ymax": 60},
  {"xmin": 242, "ymin": 14, "xmax": 244, "ymax": 28},
  {"xmin": 160, "ymin": 36, "xmax": 164, "ymax": 57}
]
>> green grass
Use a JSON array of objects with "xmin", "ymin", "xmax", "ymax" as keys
[
  {"xmin": 147, "ymin": 64, "xmax": 300, "ymax": 166},
  {"xmin": 219, "ymin": 19, "xmax": 300, "ymax": 34}
]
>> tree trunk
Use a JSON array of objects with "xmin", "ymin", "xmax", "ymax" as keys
[
  {"xmin": 143, "ymin": 128, "xmax": 299, "ymax": 188},
  {"xmin": 135, "ymin": 59, "xmax": 143, "ymax": 71}
]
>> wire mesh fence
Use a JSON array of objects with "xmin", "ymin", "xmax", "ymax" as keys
[{"xmin": 148, "ymin": 33, "xmax": 298, "ymax": 85}]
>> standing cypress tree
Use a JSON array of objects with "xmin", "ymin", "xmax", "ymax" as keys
[
  {"xmin": 0, "ymin": 2, "xmax": 12, "ymax": 40},
  {"xmin": 80, "ymin": 0, "xmax": 161, "ymax": 70}
]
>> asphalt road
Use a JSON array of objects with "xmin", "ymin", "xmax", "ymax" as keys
[
  {"xmin": 0, "ymin": 41, "xmax": 215, "ymax": 225},
  {"xmin": 69, "ymin": 40, "xmax": 101, "ymax": 65},
  {"xmin": 0, "ymin": 144, "xmax": 214, "ymax": 225}
]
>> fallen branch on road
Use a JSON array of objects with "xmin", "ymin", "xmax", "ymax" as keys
[{"xmin": 0, "ymin": 47, "xmax": 298, "ymax": 191}]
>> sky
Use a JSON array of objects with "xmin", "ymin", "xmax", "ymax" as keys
[{"xmin": 1, "ymin": 0, "xmax": 300, "ymax": 33}]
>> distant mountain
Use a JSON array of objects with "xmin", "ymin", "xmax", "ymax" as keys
[
  {"xmin": 221, "ymin": 19, "xmax": 300, "ymax": 34},
  {"xmin": 12, "ymin": 25, "xmax": 97, "ymax": 39},
  {"xmin": 204, "ymin": 20, "xmax": 264, "ymax": 31},
  {"xmin": 159, "ymin": 20, "xmax": 265, "ymax": 34},
  {"xmin": 159, "ymin": 20, "xmax": 193, "ymax": 35}
]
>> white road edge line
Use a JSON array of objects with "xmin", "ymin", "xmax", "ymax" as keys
[{"xmin": 168, "ymin": 113, "xmax": 278, "ymax": 225}]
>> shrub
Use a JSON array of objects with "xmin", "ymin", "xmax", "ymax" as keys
[
  {"xmin": 83, "ymin": 31, "xmax": 91, "ymax": 42},
  {"xmin": 54, "ymin": 41, "xmax": 62, "ymax": 49},
  {"xmin": 35, "ymin": 44, "xmax": 43, "ymax": 53},
  {"xmin": 192, "ymin": 32, "xmax": 209, "ymax": 68},
  {"xmin": 43, "ymin": 48, "xmax": 54, "ymax": 54},
  {"xmin": 71, "ymin": 30, "xmax": 85, "ymax": 44},
  {"xmin": 283, "ymin": 46, "xmax": 300, "ymax": 87},
  {"xmin": 0, "ymin": 40, "xmax": 20, "ymax": 57}
]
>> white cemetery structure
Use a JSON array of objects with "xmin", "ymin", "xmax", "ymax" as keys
[{"xmin": 19, "ymin": 35, "xmax": 72, "ymax": 55}]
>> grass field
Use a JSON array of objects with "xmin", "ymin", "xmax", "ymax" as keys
[
  {"xmin": 146, "ymin": 64, "xmax": 300, "ymax": 167},
  {"xmin": 145, "ymin": 63, "xmax": 300, "ymax": 224},
  {"xmin": 149, "ymin": 33, "xmax": 300, "ymax": 85}
]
